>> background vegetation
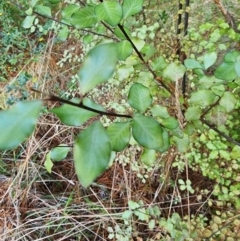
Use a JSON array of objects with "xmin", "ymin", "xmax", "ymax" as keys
[{"xmin": 0, "ymin": 0, "xmax": 240, "ymax": 240}]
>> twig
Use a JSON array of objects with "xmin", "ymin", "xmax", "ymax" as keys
[
  {"xmin": 31, "ymin": 88, "xmax": 132, "ymax": 118},
  {"xmin": 201, "ymin": 119, "xmax": 240, "ymax": 146}
]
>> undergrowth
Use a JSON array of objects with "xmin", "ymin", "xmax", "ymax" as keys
[{"xmin": 1, "ymin": 0, "xmax": 240, "ymax": 241}]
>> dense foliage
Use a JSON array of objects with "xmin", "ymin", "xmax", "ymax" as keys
[{"xmin": 0, "ymin": 0, "xmax": 240, "ymax": 240}]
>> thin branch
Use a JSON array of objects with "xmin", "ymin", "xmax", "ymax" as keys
[
  {"xmin": 117, "ymin": 24, "xmax": 174, "ymax": 95},
  {"xmin": 201, "ymin": 119, "xmax": 240, "ymax": 146},
  {"xmin": 213, "ymin": 0, "xmax": 240, "ymax": 33},
  {"xmin": 31, "ymin": 88, "xmax": 132, "ymax": 118}
]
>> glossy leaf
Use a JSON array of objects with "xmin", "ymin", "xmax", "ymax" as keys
[
  {"xmin": 190, "ymin": 90, "xmax": 216, "ymax": 107},
  {"xmin": 185, "ymin": 106, "xmax": 202, "ymax": 121},
  {"xmin": 215, "ymin": 62, "xmax": 236, "ymax": 81},
  {"xmin": 150, "ymin": 105, "xmax": 170, "ymax": 119},
  {"xmin": 203, "ymin": 52, "xmax": 217, "ymax": 69},
  {"xmin": 140, "ymin": 149, "xmax": 156, "ymax": 166},
  {"xmin": 74, "ymin": 121, "xmax": 111, "ymax": 188},
  {"xmin": 128, "ymin": 83, "xmax": 152, "ymax": 113},
  {"xmin": 132, "ymin": 114, "xmax": 164, "ymax": 150},
  {"xmin": 0, "ymin": 100, "xmax": 42, "ymax": 151},
  {"xmin": 78, "ymin": 43, "xmax": 118, "ymax": 95},
  {"xmin": 173, "ymin": 134, "xmax": 189, "ymax": 153},
  {"xmin": 184, "ymin": 59, "xmax": 202, "ymax": 69},
  {"xmin": 219, "ymin": 91, "xmax": 237, "ymax": 113},
  {"xmin": 107, "ymin": 122, "xmax": 131, "ymax": 152},
  {"xmin": 161, "ymin": 117, "xmax": 178, "ymax": 130},
  {"xmin": 35, "ymin": 5, "xmax": 51, "ymax": 17},
  {"xmin": 50, "ymin": 98, "xmax": 105, "ymax": 126},
  {"xmin": 163, "ymin": 62, "xmax": 186, "ymax": 81},
  {"xmin": 95, "ymin": 1, "xmax": 122, "ymax": 26},
  {"xmin": 116, "ymin": 40, "xmax": 133, "ymax": 60},
  {"xmin": 123, "ymin": 0, "xmax": 144, "ymax": 19},
  {"xmin": 50, "ymin": 144, "xmax": 71, "ymax": 162},
  {"xmin": 70, "ymin": 6, "xmax": 97, "ymax": 29}
]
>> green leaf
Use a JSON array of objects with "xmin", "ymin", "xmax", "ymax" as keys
[
  {"xmin": 74, "ymin": 121, "xmax": 111, "ymax": 188},
  {"xmin": 134, "ymin": 208, "xmax": 149, "ymax": 221},
  {"xmin": 50, "ymin": 144, "xmax": 71, "ymax": 162},
  {"xmin": 0, "ymin": 100, "xmax": 42, "ymax": 151},
  {"xmin": 107, "ymin": 122, "xmax": 131, "ymax": 152},
  {"xmin": 78, "ymin": 43, "xmax": 118, "ymax": 95},
  {"xmin": 95, "ymin": 1, "xmax": 122, "ymax": 26},
  {"xmin": 123, "ymin": 0, "xmax": 144, "ymax": 19},
  {"xmin": 231, "ymin": 145, "xmax": 240, "ymax": 159},
  {"xmin": 140, "ymin": 149, "xmax": 156, "ymax": 166},
  {"xmin": 116, "ymin": 40, "xmax": 133, "ymax": 60},
  {"xmin": 190, "ymin": 90, "xmax": 216, "ymax": 107},
  {"xmin": 224, "ymin": 50, "xmax": 240, "ymax": 63},
  {"xmin": 184, "ymin": 123, "xmax": 196, "ymax": 136},
  {"xmin": 161, "ymin": 117, "xmax": 178, "ymax": 130},
  {"xmin": 151, "ymin": 56, "xmax": 168, "ymax": 72},
  {"xmin": 150, "ymin": 105, "xmax": 170, "ymax": 119},
  {"xmin": 57, "ymin": 25, "xmax": 69, "ymax": 41},
  {"xmin": 132, "ymin": 114, "xmax": 164, "ymax": 150},
  {"xmin": 219, "ymin": 91, "xmax": 237, "ymax": 113},
  {"xmin": 215, "ymin": 62, "xmax": 237, "ymax": 81},
  {"xmin": 50, "ymin": 98, "xmax": 105, "ymax": 126},
  {"xmin": 203, "ymin": 52, "xmax": 217, "ymax": 69},
  {"xmin": 198, "ymin": 75, "xmax": 224, "ymax": 89},
  {"xmin": 157, "ymin": 128, "xmax": 170, "ymax": 152},
  {"xmin": 235, "ymin": 56, "xmax": 240, "ymax": 77},
  {"xmin": 128, "ymin": 83, "xmax": 152, "ymax": 112},
  {"xmin": 184, "ymin": 59, "xmax": 202, "ymax": 69},
  {"xmin": 173, "ymin": 134, "xmax": 189, "ymax": 153},
  {"xmin": 163, "ymin": 62, "xmax": 186, "ymax": 81},
  {"xmin": 22, "ymin": 15, "xmax": 36, "ymax": 29},
  {"xmin": 211, "ymin": 84, "xmax": 225, "ymax": 96},
  {"xmin": 114, "ymin": 26, "xmax": 131, "ymax": 40},
  {"xmin": 170, "ymin": 125, "xmax": 184, "ymax": 139},
  {"xmin": 25, "ymin": 7, "xmax": 33, "ymax": 15},
  {"xmin": 35, "ymin": 5, "xmax": 52, "ymax": 17},
  {"xmin": 44, "ymin": 153, "xmax": 53, "ymax": 173},
  {"xmin": 148, "ymin": 219, "xmax": 155, "ymax": 231},
  {"xmin": 62, "ymin": 4, "xmax": 80, "ymax": 19},
  {"xmin": 70, "ymin": 6, "xmax": 97, "ymax": 29},
  {"xmin": 31, "ymin": 0, "xmax": 39, "ymax": 7},
  {"xmin": 48, "ymin": 0, "xmax": 61, "ymax": 4},
  {"xmin": 185, "ymin": 106, "xmax": 202, "ymax": 121},
  {"xmin": 128, "ymin": 200, "xmax": 140, "ymax": 209},
  {"xmin": 131, "ymin": 37, "xmax": 145, "ymax": 51}
]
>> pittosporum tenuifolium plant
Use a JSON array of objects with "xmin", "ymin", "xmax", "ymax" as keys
[{"xmin": 1, "ymin": 0, "xmax": 240, "ymax": 191}]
